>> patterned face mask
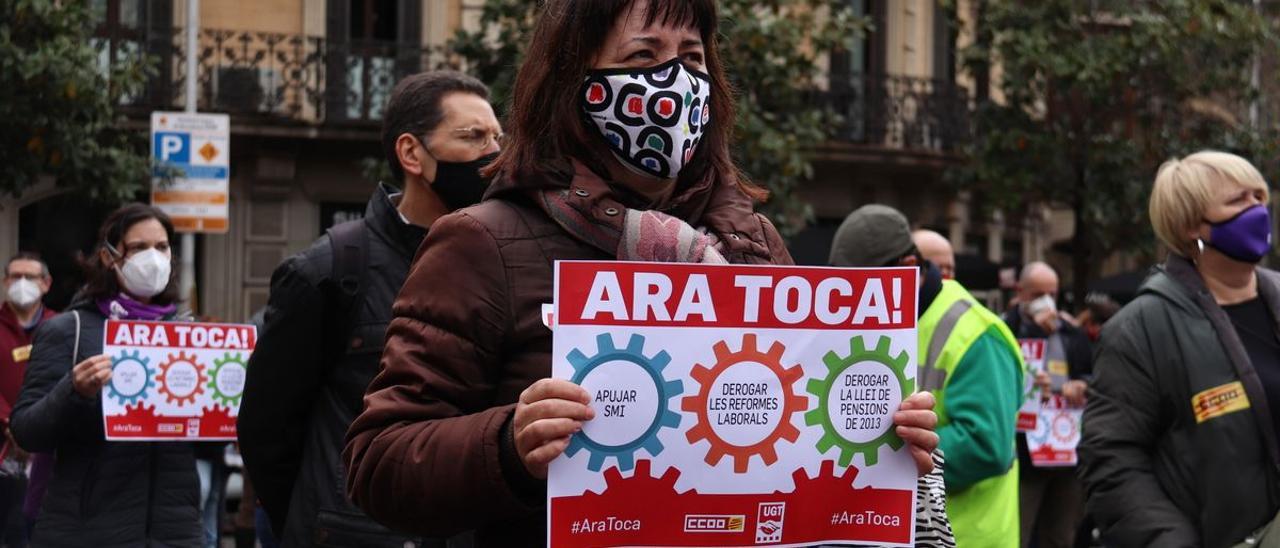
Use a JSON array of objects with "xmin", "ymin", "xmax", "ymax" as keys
[{"xmin": 581, "ymin": 57, "xmax": 712, "ymax": 179}]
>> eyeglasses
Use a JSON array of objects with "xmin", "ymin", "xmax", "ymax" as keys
[
  {"xmin": 4, "ymin": 273, "xmax": 41, "ymax": 282},
  {"xmin": 450, "ymin": 127, "xmax": 506, "ymax": 150},
  {"xmin": 106, "ymin": 241, "xmax": 171, "ymax": 259}
]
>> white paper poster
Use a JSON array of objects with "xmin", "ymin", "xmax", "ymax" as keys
[
  {"xmin": 548, "ymin": 262, "xmax": 921, "ymax": 547},
  {"xmin": 101, "ymin": 320, "xmax": 254, "ymax": 441}
]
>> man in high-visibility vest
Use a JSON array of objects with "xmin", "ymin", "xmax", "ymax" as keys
[{"xmin": 831, "ymin": 204, "xmax": 1026, "ymax": 548}]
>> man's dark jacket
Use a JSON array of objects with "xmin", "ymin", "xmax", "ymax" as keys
[
  {"xmin": 1000, "ymin": 307, "xmax": 1093, "ymax": 381},
  {"xmin": 1079, "ymin": 255, "xmax": 1280, "ymax": 547},
  {"xmin": 238, "ymin": 183, "xmax": 438, "ymax": 547}
]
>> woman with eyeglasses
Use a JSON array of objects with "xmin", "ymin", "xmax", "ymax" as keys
[
  {"xmin": 11, "ymin": 203, "xmax": 201, "ymax": 546},
  {"xmin": 342, "ymin": 1, "xmax": 940, "ymax": 546}
]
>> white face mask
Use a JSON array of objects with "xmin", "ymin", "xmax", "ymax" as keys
[
  {"xmin": 116, "ymin": 248, "xmax": 171, "ymax": 299},
  {"xmin": 6, "ymin": 278, "xmax": 41, "ymax": 309},
  {"xmin": 1024, "ymin": 294, "xmax": 1057, "ymax": 318}
]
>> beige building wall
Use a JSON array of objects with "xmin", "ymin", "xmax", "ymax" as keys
[
  {"xmin": 425, "ymin": 0, "xmax": 466, "ymax": 46},
  {"xmin": 883, "ymin": 0, "xmax": 936, "ymax": 78},
  {"xmin": 192, "ymin": 0, "xmax": 306, "ymax": 35},
  {"xmin": 303, "ymin": 0, "xmax": 325, "ymax": 37},
  {"xmin": 182, "ymin": 0, "xmax": 465, "ymax": 43},
  {"xmin": 953, "ymin": 0, "xmax": 1005, "ymax": 104}
]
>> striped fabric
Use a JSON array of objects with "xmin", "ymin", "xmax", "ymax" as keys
[{"xmin": 912, "ymin": 450, "xmax": 958, "ymax": 548}]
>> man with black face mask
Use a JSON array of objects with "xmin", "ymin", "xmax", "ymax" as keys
[{"xmin": 238, "ymin": 70, "xmax": 500, "ymax": 547}]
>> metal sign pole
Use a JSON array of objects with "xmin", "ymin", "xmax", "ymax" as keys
[{"xmin": 180, "ymin": 0, "xmax": 199, "ymax": 313}]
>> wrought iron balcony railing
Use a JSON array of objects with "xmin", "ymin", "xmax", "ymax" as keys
[
  {"xmin": 104, "ymin": 27, "xmax": 455, "ymax": 126},
  {"xmin": 102, "ymin": 27, "xmax": 972, "ymax": 153},
  {"xmin": 822, "ymin": 74, "xmax": 971, "ymax": 154}
]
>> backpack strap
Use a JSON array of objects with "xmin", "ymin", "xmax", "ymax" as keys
[
  {"xmin": 71, "ymin": 310, "xmax": 81, "ymax": 367},
  {"xmin": 325, "ymin": 220, "xmax": 370, "ymax": 359}
]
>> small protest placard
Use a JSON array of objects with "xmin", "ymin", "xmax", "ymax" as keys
[{"xmin": 102, "ymin": 320, "xmax": 254, "ymax": 441}]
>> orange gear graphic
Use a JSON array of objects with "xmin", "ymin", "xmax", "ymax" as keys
[
  {"xmin": 681, "ymin": 334, "xmax": 808, "ymax": 473},
  {"xmin": 156, "ymin": 352, "xmax": 209, "ymax": 406}
]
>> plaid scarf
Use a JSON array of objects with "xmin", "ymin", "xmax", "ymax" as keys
[{"xmin": 539, "ymin": 189, "xmax": 727, "ymax": 264}]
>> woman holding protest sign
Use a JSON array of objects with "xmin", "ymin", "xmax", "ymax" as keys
[
  {"xmin": 11, "ymin": 203, "xmax": 200, "ymax": 546},
  {"xmin": 343, "ymin": 1, "xmax": 939, "ymax": 546}
]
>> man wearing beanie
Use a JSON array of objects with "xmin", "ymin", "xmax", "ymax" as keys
[{"xmin": 831, "ymin": 205, "xmax": 1026, "ymax": 548}]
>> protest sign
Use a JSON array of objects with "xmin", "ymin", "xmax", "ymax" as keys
[
  {"xmin": 548, "ymin": 262, "xmax": 920, "ymax": 547},
  {"xmin": 1016, "ymin": 338, "xmax": 1046, "ymax": 432},
  {"xmin": 1027, "ymin": 394, "xmax": 1082, "ymax": 467},
  {"xmin": 101, "ymin": 320, "xmax": 254, "ymax": 441}
]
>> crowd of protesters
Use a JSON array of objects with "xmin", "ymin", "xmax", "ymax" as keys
[{"xmin": 3, "ymin": 1, "xmax": 1280, "ymax": 547}]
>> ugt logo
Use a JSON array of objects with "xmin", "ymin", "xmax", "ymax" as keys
[{"xmin": 755, "ymin": 502, "xmax": 785, "ymax": 544}]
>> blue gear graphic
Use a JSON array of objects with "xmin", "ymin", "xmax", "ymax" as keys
[
  {"xmin": 564, "ymin": 333, "xmax": 683, "ymax": 472},
  {"xmin": 108, "ymin": 350, "xmax": 155, "ymax": 406}
]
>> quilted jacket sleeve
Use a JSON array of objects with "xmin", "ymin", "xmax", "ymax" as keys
[
  {"xmin": 12, "ymin": 312, "xmax": 100, "ymax": 452},
  {"xmin": 343, "ymin": 212, "xmax": 526, "ymax": 537},
  {"xmin": 1078, "ymin": 319, "xmax": 1198, "ymax": 547}
]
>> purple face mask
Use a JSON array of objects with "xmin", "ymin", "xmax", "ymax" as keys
[{"xmin": 1206, "ymin": 204, "xmax": 1273, "ymax": 263}]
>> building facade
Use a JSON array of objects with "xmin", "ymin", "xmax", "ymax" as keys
[
  {"xmin": 1, "ymin": 0, "xmax": 1083, "ymax": 317},
  {"xmin": 790, "ymin": 0, "xmax": 1084, "ymax": 305},
  {"xmin": 0, "ymin": 0, "xmax": 483, "ymax": 319}
]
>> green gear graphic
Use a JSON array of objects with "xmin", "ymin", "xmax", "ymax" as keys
[
  {"xmin": 804, "ymin": 335, "xmax": 914, "ymax": 467},
  {"xmin": 207, "ymin": 353, "xmax": 248, "ymax": 407}
]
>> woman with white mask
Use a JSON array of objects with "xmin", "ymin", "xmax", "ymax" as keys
[{"xmin": 11, "ymin": 203, "xmax": 201, "ymax": 547}]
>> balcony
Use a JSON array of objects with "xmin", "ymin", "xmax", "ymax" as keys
[
  {"xmin": 821, "ymin": 74, "xmax": 971, "ymax": 158},
  {"xmin": 106, "ymin": 27, "xmax": 454, "ymax": 128},
  {"xmin": 102, "ymin": 28, "xmax": 972, "ymax": 153}
]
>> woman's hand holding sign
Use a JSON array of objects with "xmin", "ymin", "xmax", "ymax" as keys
[
  {"xmin": 515, "ymin": 378, "xmax": 596, "ymax": 479},
  {"xmin": 71, "ymin": 354, "xmax": 113, "ymax": 399},
  {"xmin": 894, "ymin": 391, "xmax": 939, "ymax": 476}
]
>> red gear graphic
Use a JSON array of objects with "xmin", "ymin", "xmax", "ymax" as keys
[
  {"xmin": 119, "ymin": 402, "xmax": 159, "ymax": 420},
  {"xmin": 199, "ymin": 405, "xmax": 237, "ymax": 438},
  {"xmin": 681, "ymin": 334, "xmax": 809, "ymax": 473},
  {"xmin": 1051, "ymin": 412, "xmax": 1078, "ymax": 444},
  {"xmin": 156, "ymin": 352, "xmax": 209, "ymax": 406},
  {"xmin": 584, "ymin": 459, "xmax": 684, "ymax": 497},
  {"xmin": 786, "ymin": 459, "xmax": 861, "ymax": 493}
]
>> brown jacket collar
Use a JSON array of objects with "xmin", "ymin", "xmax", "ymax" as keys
[{"xmin": 489, "ymin": 158, "xmax": 772, "ymax": 261}]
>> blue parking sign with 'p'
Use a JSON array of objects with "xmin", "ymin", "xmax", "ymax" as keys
[{"xmin": 154, "ymin": 132, "xmax": 189, "ymax": 163}]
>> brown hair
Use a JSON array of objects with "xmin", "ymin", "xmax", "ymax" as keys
[
  {"xmin": 82, "ymin": 203, "xmax": 180, "ymax": 305},
  {"xmin": 382, "ymin": 70, "xmax": 491, "ymax": 183},
  {"xmin": 6, "ymin": 251, "xmax": 48, "ymax": 278},
  {"xmin": 484, "ymin": 0, "xmax": 767, "ymax": 202}
]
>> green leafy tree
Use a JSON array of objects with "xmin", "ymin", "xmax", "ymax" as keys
[
  {"xmin": 444, "ymin": 0, "xmax": 866, "ymax": 237},
  {"xmin": 0, "ymin": 0, "xmax": 155, "ymax": 202},
  {"xmin": 956, "ymin": 0, "xmax": 1277, "ymax": 305}
]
